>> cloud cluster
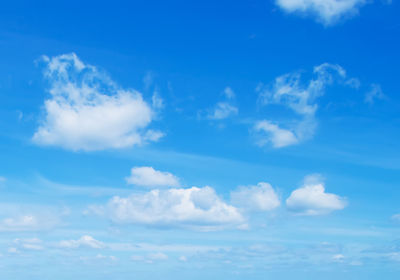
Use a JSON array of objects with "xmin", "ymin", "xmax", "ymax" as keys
[
  {"xmin": 275, "ymin": 0, "xmax": 367, "ymax": 25},
  {"xmin": 126, "ymin": 166, "xmax": 180, "ymax": 188},
  {"xmin": 256, "ymin": 63, "xmax": 356, "ymax": 148},
  {"xmin": 33, "ymin": 53, "xmax": 162, "ymax": 151},
  {"xmin": 286, "ymin": 175, "xmax": 347, "ymax": 215},
  {"xmin": 107, "ymin": 186, "xmax": 245, "ymax": 230}
]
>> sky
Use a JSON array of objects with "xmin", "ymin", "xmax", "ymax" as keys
[{"xmin": 0, "ymin": 0, "xmax": 400, "ymax": 279}]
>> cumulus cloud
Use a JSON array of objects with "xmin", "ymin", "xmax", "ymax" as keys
[
  {"xmin": 275, "ymin": 0, "xmax": 367, "ymax": 26},
  {"xmin": 33, "ymin": 53, "xmax": 162, "ymax": 151},
  {"xmin": 230, "ymin": 182, "xmax": 281, "ymax": 211},
  {"xmin": 286, "ymin": 175, "xmax": 347, "ymax": 215},
  {"xmin": 365, "ymin": 84, "xmax": 386, "ymax": 104},
  {"xmin": 59, "ymin": 235, "xmax": 105, "ymax": 249},
  {"xmin": 126, "ymin": 166, "xmax": 180, "ymax": 188},
  {"xmin": 104, "ymin": 186, "xmax": 244, "ymax": 230},
  {"xmin": 256, "ymin": 63, "xmax": 355, "ymax": 148}
]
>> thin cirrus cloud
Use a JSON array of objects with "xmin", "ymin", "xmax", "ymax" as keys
[
  {"xmin": 33, "ymin": 53, "xmax": 163, "ymax": 151},
  {"xmin": 275, "ymin": 0, "xmax": 368, "ymax": 26},
  {"xmin": 126, "ymin": 166, "xmax": 180, "ymax": 188},
  {"xmin": 230, "ymin": 182, "xmax": 281, "ymax": 212},
  {"xmin": 255, "ymin": 63, "xmax": 358, "ymax": 148},
  {"xmin": 0, "ymin": 215, "xmax": 49, "ymax": 232},
  {"xmin": 286, "ymin": 175, "xmax": 347, "ymax": 215},
  {"xmin": 98, "ymin": 186, "xmax": 245, "ymax": 231}
]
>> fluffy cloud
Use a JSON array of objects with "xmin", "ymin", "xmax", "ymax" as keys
[
  {"xmin": 286, "ymin": 175, "xmax": 347, "ymax": 215},
  {"xmin": 59, "ymin": 235, "xmax": 105, "ymax": 249},
  {"xmin": 126, "ymin": 166, "xmax": 180, "ymax": 188},
  {"xmin": 256, "ymin": 63, "xmax": 354, "ymax": 148},
  {"xmin": 105, "ymin": 186, "xmax": 244, "ymax": 230},
  {"xmin": 33, "ymin": 53, "xmax": 162, "ymax": 151},
  {"xmin": 275, "ymin": 0, "xmax": 367, "ymax": 26},
  {"xmin": 230, "ymin": 182, "xmax": 281, "ymax": 211}
]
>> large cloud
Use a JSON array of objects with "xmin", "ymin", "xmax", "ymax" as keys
[
  {"xmin": 255, "ymin": 63, "xmax": 356, "ymax": 148},
  {"xmin": 230, "ymin": 182, "xmax": 281, "ymax": 211},
  {"xmin": 33, "ymin": 53, "xmax": 162, "ymax": 151},
  {"xmin": 275, "ymin": 0, "xmax": 367, "ymax": 26},
  {"xmin": 105, "ymin": 186, "xmax": 245, "ymax": 230},
  {"xmin": 126, "ymin": 166, "xmax": 180, "ymax": 188},
  {"xmin": 286, "ymin": 175, "xmax": 347, "ymax": 215}
]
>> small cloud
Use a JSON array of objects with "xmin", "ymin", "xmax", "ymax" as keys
[
  {"xmin": 125, "ymin": 166, "xmax": 180, "ymax": 188},
  {"xmin": 207, "ymin": 102, "xmax": 238, "ymax": 120},
  {"xmin": 365, "ymin": 84, "xmax": 386, "ymax": 104},
  {"xmin": 254, "ymin": 120, "xmax": 299, "ymax": 148},
  {"xmin": 275, "ymin": 0, "xmax": 368, "ymax": 26},
  {"xmin": 223, "ymin": 87, "xmax": 235, "ymax": 99},
  {"xmin": 286, "ymin": 175, "xmax": 347, "ymax": 215},
  {"xmin": 59, "ymin": 235, "xmax": 105, "ymax": 249}
]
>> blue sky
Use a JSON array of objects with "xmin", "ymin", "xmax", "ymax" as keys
[{"xmin": 0, "ymin": 0, "xmax": 400, "ymax": 279}]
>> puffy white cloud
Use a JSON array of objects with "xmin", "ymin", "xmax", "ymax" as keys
[
  {"xmin": 254, "ymin": 120, "xmax": 299, "ymax": 148},
  {"xmin": 230, "ymin": 182, "xmax": 281, "ymax": 211},
  {"xmin": 365, "ymin": 83, "xmax": 386, "ymax": 104},
  {"xmin": 256, "ymin": 63, "xmax": 354, "ymax": 148},
  {"xmin": 106, "ymin": 186, "xmax": 245, "ymax": 230},
  {"xmin": 33, "ymin": 53, "xmax": 162, "ymax": 151},
  {"xmin": 275, "ymin": 0, "xmax": 367, "ymax": 26},
  {"xmin": 59, "ymin": 235, "xmax": 105, "ymax": 249},
  {"xmin": 286, "ymin": 175, "xmax": 347, "ymax": 215},
  {"xmin": 126, "ymin": 166, "xmax": 180, "ymax": 188}
]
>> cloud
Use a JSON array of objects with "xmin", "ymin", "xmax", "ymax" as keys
[
  {"xmin": 254, "ymin": 120, "xmax": 299, "ymax": 148},
  {"xmin": 104, "ymin": 186, "xmax": 245, "ymax": 230},
  {"xmin": 275, "ymin": 0, "xmax": 367, "ymax": 26},
  {"xmin": 125, "ymin": 166, "xmax": 180, "ymax": 188},
  {"xmin": 365, "ymin": 84, "xmax": 386, "ymax": 104},
  {"xmin": 207, "ymin": 102, "xmax": 239, "ymax": 120},
  {"xmin": 230, "ymin": 182, "xmax": 281, "ymax": 211},
  {"xmin": 0, "ymin": 215, "xmax": 42, "ymax": 232},
  {"xmin": 59, "ymin": 235, "xmax": 105, "ymax": 249},
  {"xmin": 203, "ymin": 87, "xmax": 238, "ymax": 120},
  {"xmin": 33, "ymin": 53, "xmax": 162, "ymax": 151},
  {"xmin": 256, "ymin": 63, "xmax": 355, "ymax": 148},
  {"xmin": 13, "ymin": 238, "xmax": 44, "ymax": 251},
  {"xmin": 286, "ymin": 175, "xmax": 347, "ymax": 215}
]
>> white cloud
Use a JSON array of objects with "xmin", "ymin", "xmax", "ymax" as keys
[
  {"xmin": 254, "ymin": 120, "xmax": 299, "ymax": 148},
  {"xmin": 365, "ymin": 84, "xmax": 386, "ymax": 104},
  {"xmin": 59, "ymin": 235, "xmax": 105, "ymax": 249},
  {"xmin": 286, "ymin": 175, "xmax": 347, "ymax": 215},
  {"xmin": 207, "ymin": 102, "xmax": 238, "ymax": 120},
  {"xmin": 223, "ymin": 87, "xmax": 235, "ymax": 99},
  {"xmin": 13, "ymin": 238, "xmax": 44, "ymax": 251},
  {"xmin": 105, "ymin": 186, "xmax": 245, "ymax": 230},
  {"xmin": 33, "ymin": 53, "xmax": 162, "ymax": 151},
  {"xmin": 203, "ymin": 87, "xmax": 238, "ymax": 120},
  {"xmin": 256, "ymin": 63, "xmax": 355, "ymax": 148},
  {"xmin": 275, "ymin": 0, "xmax": 367, "ymax": 26},
  {"xmin": 126, "ymin": 166, "xmax": 180, "ymax": 188},
  {"xmin": 230, "ymin": 182, "xmax": 281, "ymax": 211},
  {"xmin": 0, "ymin": 215, "xmax": 41, "ymax": 232}
]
